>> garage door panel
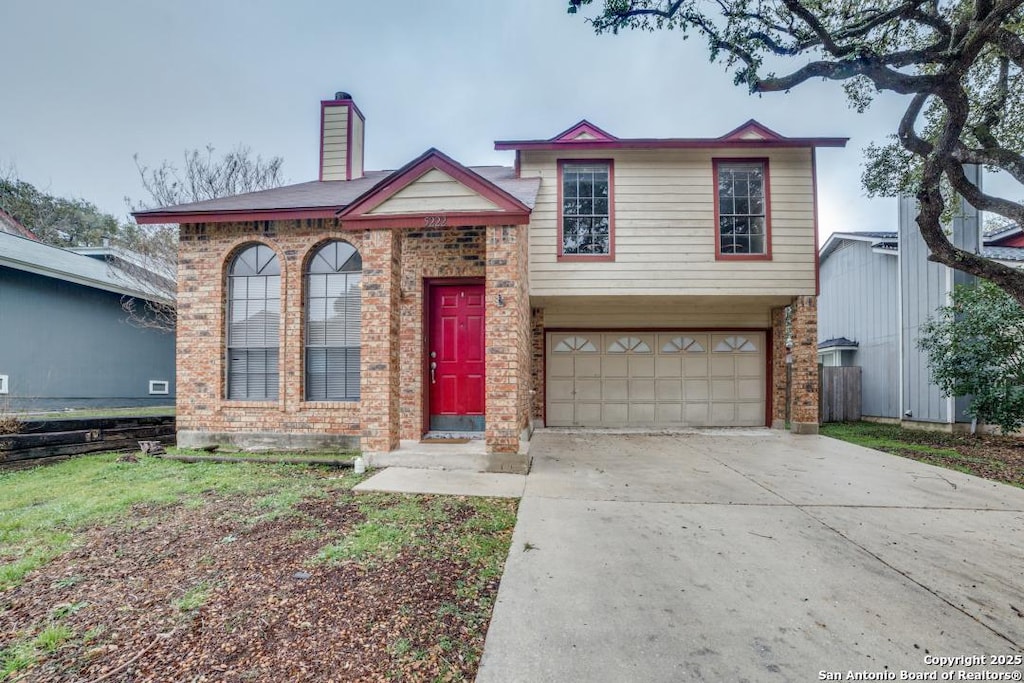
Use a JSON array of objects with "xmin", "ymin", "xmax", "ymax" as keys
[
  {"xmin": 604, "ymin": 379, "xmax": 628, "ymax": 401},
  {"xmin": 628, "ymin": 356, "xmax": 655, "ymax": 377},
  {"xmin": 711, "ymin": 379, "xmax": 736, "ymax": 400},
  {"xmin": 576, "ymin": 356, "xmax": 602, "ymax": 377},
  {"xmin": 549, "ymin": 379, "xmax": 574, "ymax": 401},
  {"xmin": 577, "ymin": 403, "xmax": 603, "ymax": 424},
  {"xmin": 711, "ymin": 403, "xmax": 737, "ymax": 423},
  {"xmin": 628, "ymin": 403, "xmax": 655, "ymax": 424},
  {"xmin": 629, "ymin": 379, "xmax": 655, "ymax": 400},
  {"xmin": 602, "ymin": 355, "xmax": 628, "ymax": 377},
  {"xmin": 710, "ymin": 356, "xmax": 736, "ymax": 376},
  {"xmin": 546, "ymin": 330, "xmax": 765, "ymax": 427},
  {"xmin": 576, "ymin": 379, "xmax": 602, "ymax": 400},
  {"xmin": 737, "ymin": 403, "xmax": 764, "ymax": 423},
  {"xmin": 604, "ymin": 403, "xmax": 628, "ymax": 424},
  {"xmin": 683, "ymin": 357, "xmax": 708, "ymax": 376},
  {"xmin": 685, "ymin": 403, "xmax": 710, "ymax": 425},
  {"xmin": 655, "ymin": 356, "xmax": 681, "ymax": 377},
  {"xmin": 656, "ymin": 403, "xmax": 683, "ymax": 423},
  {"xmin": 736, "ymin": 356, "xmax": 762, "ymax": 376},
  {"xmin": 684, "ymin": 379, "xmax": 709, "ymax": 400},
  {"xmin": 656, "ymin": 379, "xmax": 682, "ymax": 400},
  {"xmin": 549, "ymin": 356, "xmax": 574, "ymax": 378},
  {"xmin": 547, "ymin": 402, "xmax": 574, "ymax": 425},
  {"xmin": 738, "ymin": 378, "xmax": 762, "ymax": 400}
]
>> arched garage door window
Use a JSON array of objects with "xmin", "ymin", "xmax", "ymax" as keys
[
  {"xmin": 226, "ymin": 244, "xmax": 281, "ymax": 400},
  {"xmin": 305, "ymin": 240, "xmax": 362, "ymax": 401}
]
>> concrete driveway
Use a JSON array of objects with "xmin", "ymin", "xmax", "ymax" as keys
[{"xmin": 477, "ymin": 430, "xmax": 1024, "ymax": 682}]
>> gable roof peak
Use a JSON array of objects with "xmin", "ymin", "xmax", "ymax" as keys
[
  {"xmin": 338, "ymin": 147, "xmax": 531, "ymax": 222},
  {"xmin": 551, "ymin": 119, "xmax": 617, "ymax": 142},
  {"xmin": 719, "ymin": 119, "xmax": 785, "ymax": 142}
]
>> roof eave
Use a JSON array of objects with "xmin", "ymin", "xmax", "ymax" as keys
[
  {"xmin": 133, "ymin": 206, "xmax": 345, "ymax": 225},
  {"xmin": 0, "ymin": 256, "xmax": 172, "ymax": 303},
  {"xmin": 494, "ymin": 138, "xmax": 848, "ymax": 151}
]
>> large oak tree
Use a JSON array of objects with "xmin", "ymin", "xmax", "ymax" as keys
[{"xmin": 568, "ymin": 0, "xmax": 1024, "ymax": 304}]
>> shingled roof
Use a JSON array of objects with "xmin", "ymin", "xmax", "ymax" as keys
[
  {"xmin": 0, "ymin": 231, "xmax": 169, "ymax": 301},
  {"xmin": 133, "ymin": 165, "xmax": 541, "ymax": 224}
]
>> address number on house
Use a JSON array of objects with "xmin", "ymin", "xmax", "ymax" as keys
[{"xmin": 424, "ymin": 215, "xmax": 448, "ymax": 227}]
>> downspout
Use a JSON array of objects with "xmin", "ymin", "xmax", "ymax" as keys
[{"xmin": 897, "ymin": 200, "xmax": 905, "ymax": 422}]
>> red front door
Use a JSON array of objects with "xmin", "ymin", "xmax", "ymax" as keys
[{"xmin": 428, "ymin": 282, "xmax": 485, "ymax": 432}]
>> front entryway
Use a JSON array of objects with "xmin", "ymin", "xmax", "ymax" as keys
[{"xmin": 427, "ymin": 281, "xmax": 486, "ymax": 431}]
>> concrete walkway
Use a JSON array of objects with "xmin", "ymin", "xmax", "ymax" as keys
[
  {"xmin": 477, "ymin": 430, "xmax": 1024, "ymax": 682},
  {"xmin": 353, "ymin": 467, "xmax": 525, "ymax": 498}
]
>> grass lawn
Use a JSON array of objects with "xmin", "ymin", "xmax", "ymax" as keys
[
  {"xmin": 821, "ymin": 421, "xmax": 1024, "ymax": 488},
  {"xmin": 0, "ymin": 455, "xmax": 517, "ymax": 681}
]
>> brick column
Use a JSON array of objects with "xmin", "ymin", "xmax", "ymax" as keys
[
  {"xmin": 770, "ymin": 306, "xmax": 788, "ymax": 429},
  {"xmin": 530, "ymin": 307, "xmax": 545, "ymax": 424},
  {"xmin": 485, "ymin": 224, "xmax": 530, "ymax": 462},
  {"xmin": 790, "ymin": 295, "xmax": 819, "ymax": 434},
  {"xmin": 360, "ymin": 229, "xmax": 401, "ymax": 454}
]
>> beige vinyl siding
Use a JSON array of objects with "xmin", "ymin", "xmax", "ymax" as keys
[
  {"xmin": 521, "ymin": 148, "xmax": 817, "ymax": 297},
  {"xmin": 539, "ymin": 295, "xmax": 781, "ymax": 329},
  {"xmin": 368, "ymin": 168, "xmax": 501, "ymax": 215},
  {"xmin": 321, "ymin": 106, "xmax": 349, "ymax": 182},
  {"xmin": 349, "ymin": 113, "xmax": 365, "ymax": 179}
]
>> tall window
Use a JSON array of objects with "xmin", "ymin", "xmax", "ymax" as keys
[
  {"xmin": 305, "ymin": 240, "xmax": 362, "ymax": 401},
  {"xmin": 227, "ymin": 244, "xmax": 281, "ymax": 400},
  {"xmin": 561, "ymin": 161, "xmax": 612, "ymax": 257},
  {"xmin": 716, "ymin": 160, "xmax": 769, "ymax": 257}
]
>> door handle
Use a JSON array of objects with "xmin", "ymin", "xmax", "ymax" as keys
[{"xmin": 430, "ymin": 361, "xmax": 437, "ymax": 384}]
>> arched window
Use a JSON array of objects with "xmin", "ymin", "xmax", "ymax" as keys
[
  {"xmin": 305, "ymin": 241, "xmax": 362, "ymax": 401},
  {"xmin": 227, "ymin": 244, "xmax": 281, "ymax": 400}
]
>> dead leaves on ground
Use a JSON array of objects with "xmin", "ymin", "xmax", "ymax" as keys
[{"xmin": 1, "ymin": 490, "xmax": 516, "ymax": 682}]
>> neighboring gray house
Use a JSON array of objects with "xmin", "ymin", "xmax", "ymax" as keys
[
  {"xmin": 818, "ymin": 166, "xmax": 1024, "ymax": 429},
  {"xmin": 0, "ymin": 231, "xmax": 175, "ymax": 411}
]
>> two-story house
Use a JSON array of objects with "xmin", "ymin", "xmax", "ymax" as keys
[{"xmin": 134, "ymin": 92, "xmax": 844, "ymax": 471}]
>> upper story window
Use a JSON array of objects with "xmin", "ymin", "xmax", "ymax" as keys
[
  {"xmin": 305, "ymin": 240, "xmax": 362, "ymax": 401},
  {"xmin": 227, "ymin": 243, "xmax": 281, "ymax": 401},
  {"xmin": 559, "ymin": 161, "xmax": 613, "ymax": 260},
  {"xmin": 715, "ymin": 159, "xmax": 771, "ymax": 259}
]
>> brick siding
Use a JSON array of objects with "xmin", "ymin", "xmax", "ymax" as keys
[
  {"xmin": 530, "ymin": 307, "xmax": 545, "ymax": 422},
  {"xmin": 790, "ymin": 295, "xmax": 819, "ymax": 433},
  {"xmin": 770, "ymin": 306, "xmax": 788, "ymax": 428},
  {"xmin": 177, "ymin": 220, "xmax": 362, "ymax": 441},
  {"xmin": 177, "ymin": 220, "xmax": 529, "ymax": 454}
]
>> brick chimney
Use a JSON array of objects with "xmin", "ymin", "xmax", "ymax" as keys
[{"xmin": 319, "ymin": 91, "xmax": 365, "ymax": 181}]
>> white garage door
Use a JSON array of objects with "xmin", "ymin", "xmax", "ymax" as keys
[{"xmin": 546, "ymin": 332, "xmax": 766, "ymax": 428}]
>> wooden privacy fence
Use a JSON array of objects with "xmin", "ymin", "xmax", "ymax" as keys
[
  {"xmin": 819, "ymin": 366, "xmax": 862, "ymax": 423},
  {"xmin": 0, "ymin": 416, "xmax": 175, "ymax": 470}
]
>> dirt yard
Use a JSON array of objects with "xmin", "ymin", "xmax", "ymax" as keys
[{"xmin": 0, "ymin": 458, "xmax": 516, "ymax": 682}]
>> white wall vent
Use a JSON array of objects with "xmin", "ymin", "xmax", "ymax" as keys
[{"xmin": 148, "ymin": 380, "xmax": 169, "ymax": 395}]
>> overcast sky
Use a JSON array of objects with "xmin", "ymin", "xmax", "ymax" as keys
[{"xmin": 1, "ymin": 0, "xmax": 915, "ymax": 236}]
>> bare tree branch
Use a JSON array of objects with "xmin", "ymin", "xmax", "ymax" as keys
[{"xmin": 118, "ymin": 145, "xmax": 286, "ymax": 331}]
